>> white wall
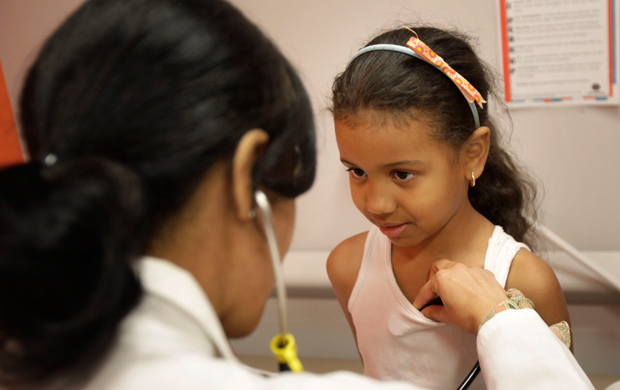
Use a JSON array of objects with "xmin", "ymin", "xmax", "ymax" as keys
[
  {"xmin": 1, "ymin": 0, "xmax": 619, "ymax": 252},
  {"xmin": 226, "ymin": 0, "xmax": 620, "ymax": 252}
]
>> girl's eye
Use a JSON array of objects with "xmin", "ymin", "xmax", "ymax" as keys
[
  {"xmin": 394, "ymin": 171, "xmax": 415, "ymax": 181},
  {"xmin": 347, "ymin": 168, "xmax": 366, "ymax": 178}
]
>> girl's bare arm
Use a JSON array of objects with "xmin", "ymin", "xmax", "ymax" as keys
[
  {"xmin": 326, "ymin": 232, "xmax": 368, "ymax": 350},
  {"xmin": 505, "ymin": 250, "xmax": 573, "ymax": 351}
]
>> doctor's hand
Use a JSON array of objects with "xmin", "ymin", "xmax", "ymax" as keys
[{"xmin": 413, "ymin": 260, "xmax": 508, "ymax": 334}]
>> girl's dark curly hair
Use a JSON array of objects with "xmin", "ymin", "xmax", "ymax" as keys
[{"xmin": 332, "ymin": 26, "xmax": 538, "ymax": 248}]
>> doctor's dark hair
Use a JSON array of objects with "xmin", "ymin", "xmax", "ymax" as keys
[
  {"xmin": 0, "ymin": 0, "xmax": 315, "ymax": 386},
  {"xmin": 332, "ymin": 26, "xmax": 538, "ymax": 248}
]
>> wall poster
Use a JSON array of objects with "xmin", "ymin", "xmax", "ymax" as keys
[{"xmin": 498, "ymin": 0, "xmax": 619, "ymax": 107}]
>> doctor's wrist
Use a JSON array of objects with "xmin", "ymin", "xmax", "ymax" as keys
[
  {"xmin": 478, "ymin": 288, "xmax": 534, "ymax": 331},
  {"xmin": 477, "ymin": 289, "xmax": 572, "ymax": 349}
]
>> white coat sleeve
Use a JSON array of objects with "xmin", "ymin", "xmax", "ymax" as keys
[
  {"xmin": 208, "ymin": 309, "xmax": 595, "ymax": 390},
  {"xmin": 103, "ymin": 311, "xmax": 595, "ymax": 390},
  {"xmin": 477, "ymin": 308, "xmax": 594, "ymax": 390},
  {"xmin": 217, "ymin": 309, "xmax": 594, "ymax": 390}
]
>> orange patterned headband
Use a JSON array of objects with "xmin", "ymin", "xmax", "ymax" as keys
[{"xmin": 347, "ymin": 30, "xmax": 487, "ymax": 128}]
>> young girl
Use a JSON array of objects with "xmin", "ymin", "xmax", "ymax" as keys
[{"xmin": 327, "ymin": 27, "xmax": 571, "ymax": 389}]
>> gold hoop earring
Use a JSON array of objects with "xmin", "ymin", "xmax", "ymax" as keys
[{"xmin": 470, "ymin": 172, "xmax": 476, "ymax": 187}]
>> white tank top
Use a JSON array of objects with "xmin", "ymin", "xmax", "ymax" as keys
[{"xmin": 349, "ymin": 225, "xmax": 529, "ymax": 390}]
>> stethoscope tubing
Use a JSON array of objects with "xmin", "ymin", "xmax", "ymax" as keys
[
  {"xmin": 457, "ymin": 361, "xmax": 480, "ymax": 390},
  {"xmin": 255, "ymin": 190, "xmax": 289, "ymax": 336}
]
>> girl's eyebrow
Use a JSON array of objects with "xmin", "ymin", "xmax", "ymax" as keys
[
  {"xmin": 382, "ymin": 160, "xmax": 422, "ymax": 168},
  {"xmin": 340, "ymin": 159, "xmax": 357, "ymax": 166},
  {"xmin": 340, "ymin": 159, "xmax": 423, "ymax": 167}
]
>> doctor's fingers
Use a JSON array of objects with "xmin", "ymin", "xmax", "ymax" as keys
[
  {"xmin": 413, "ymin": 260, "xmax": 463, "ymax": 310},
  {"xmin": 428, "ymin": 260, "xmax": 506, "ymax": 302},
  {"xmin": 417, "ymin": 261, "xmax": 509, "ymax": 332},
  {"xmin": 416, "ymin": 271, "xmax": 480, "ymax": 333},
  {"xmin": 413, "ymin": 280, "xmax": 439, "ymax": 311},
  {"xmin": 426, "ymin": 258, "xmax": 459, "ymax": 281},
  {"xmin": 420, "ymin": 303, "xmax": 447, "ymax": 324}
]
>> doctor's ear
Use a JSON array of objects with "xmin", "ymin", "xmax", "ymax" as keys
[{"xmin": 232, "ymin": 129, "xmax": 269, "ymax": 221}]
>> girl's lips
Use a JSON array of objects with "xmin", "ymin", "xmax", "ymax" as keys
[{"xmin": 377, "ymin": 223, "xmax": 408, "ymax": 238}]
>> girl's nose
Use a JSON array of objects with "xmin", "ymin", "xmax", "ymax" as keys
[{"xmin": 365, "ymin": 182, "xmax": 396, "ymax": 216}]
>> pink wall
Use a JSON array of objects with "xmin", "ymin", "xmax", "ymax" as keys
[
  {"xmin": 1, "ymin": 0, "xmax": 618, "ymax": 250},
  {"xmin": 0, "ymin": 0, "xmax": 85, "ymax": 141}
]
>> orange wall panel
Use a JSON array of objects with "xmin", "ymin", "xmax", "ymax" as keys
[{"xmin": 0, "ymin": 60, "xmax": 23, "ymax": 168}]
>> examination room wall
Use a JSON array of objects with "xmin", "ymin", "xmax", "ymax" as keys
[
  {"xmin": 1, "ymin": 0, "xmax": 619, "ymax": 381},
  {"xmin": 229, "ymin": 0, "xmax": 620, "ymax": 253},
  {"xmin": 1, "ymin": 0, "xmax": 620, "ymax": 252},
  {"xmin": 1, "ymin": 0, "xmax": 619, "ymax": 251}
]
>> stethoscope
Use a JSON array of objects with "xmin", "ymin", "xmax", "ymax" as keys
[
  {"xmin": 417, "ymin": 298, "xmax": 480, "ymax": 390},
  {"xmin": 254, "ymin": 190, "xmax": 303, "ymax": 372},
  {"xmin": 255, "ymin": 190, "xmax": 480, "ymax": 388}
]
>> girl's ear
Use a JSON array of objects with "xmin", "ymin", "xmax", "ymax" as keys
[
  {"xmin": 232, "ymin": 129, "xmax": 270, "ymax": 221},
  {"xmin": 464, "ymin": 126, "xmax": 491, "ymax": 183}
]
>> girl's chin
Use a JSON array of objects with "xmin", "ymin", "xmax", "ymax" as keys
[{"xmin": 388, "ymin": 231, "xmax": 429, "ymax": 248}]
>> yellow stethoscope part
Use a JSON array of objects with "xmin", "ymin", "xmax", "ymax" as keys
[{"xmin": 270, "ymin": 333, "xmax": 304, "ymax": 372}]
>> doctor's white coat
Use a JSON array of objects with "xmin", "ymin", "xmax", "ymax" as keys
[{"xmin": 79, "ymin": 257, "xmax": 593, "ymax": 390}]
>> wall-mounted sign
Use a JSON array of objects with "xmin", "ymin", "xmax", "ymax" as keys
[{"xmin": 498, "ymin": 0, "xmax": 619, "ymax": 107}]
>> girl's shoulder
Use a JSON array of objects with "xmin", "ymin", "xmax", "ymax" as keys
[
  {"xmin": 506, "ymin": 248, "xmax": 570, "ymax": 328},
  {"xmin": 507, "ymin": 249, "xmax": 559, "ymax": 296},
  {"xmin": 326, "ymin": 231, "xmax": 369, "ymax": 292}
]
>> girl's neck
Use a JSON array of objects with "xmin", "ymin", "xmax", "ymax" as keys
[{"xmin": 393, "ymin": 201, "xmax": 495, "ymax": 266}]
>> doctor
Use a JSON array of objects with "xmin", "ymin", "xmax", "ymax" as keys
[{"xmin": 0, "ymin": 0, "xmax": 596, "ymax": 388}]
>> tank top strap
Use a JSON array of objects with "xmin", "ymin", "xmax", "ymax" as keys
[
  {"xmin": 348, "ymin": 226, "xmax": 388, "ymax": 312},
  {"xmin": 483, "ymin": 226, "xmax": 530, "ymax": 288}
]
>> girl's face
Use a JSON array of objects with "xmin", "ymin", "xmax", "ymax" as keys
[{"xmin": 335, "ymin": 114, "xmax": 470, "ymax": 248}]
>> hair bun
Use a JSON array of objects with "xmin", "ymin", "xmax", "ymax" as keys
[{"xmin": 0, "ymin": 157, "xmax": 144, "ymax": 383}]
